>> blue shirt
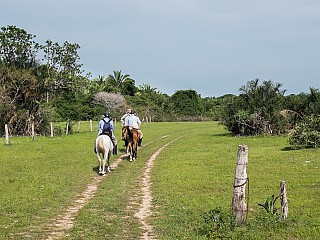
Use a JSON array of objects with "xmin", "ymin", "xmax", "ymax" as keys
[{"xmin": 98, "ymin": 117, "xmax": 114, "ymax": 135}]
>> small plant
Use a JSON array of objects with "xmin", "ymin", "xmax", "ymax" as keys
[
  {"xmin": 201, "ymin": 209, "xmax": 233, "ymax": 238},
  {"xmin": 258, "ymin": 194, "xmax": 279, "ymax": 215}
]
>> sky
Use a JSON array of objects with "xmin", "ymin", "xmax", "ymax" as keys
[{"xmin": 2, "ymin": 0, "xmax": 320, "ymax": 97}]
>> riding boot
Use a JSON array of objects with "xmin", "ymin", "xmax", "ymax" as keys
[
  {"xmin": 138, "ymin": 138, "xmax": 143, "ymax": 147},
  {"xmin": 94, "ymin": 142, "xmax": 97, "ymax": 153},
  {"xmin": 113, "ymin": 144, "xmax": 117, "ymax": 155}
]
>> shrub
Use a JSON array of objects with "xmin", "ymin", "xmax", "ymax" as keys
[{"xmin": 288, "ymin": 115, "xmax": 320, "ymax": 148}]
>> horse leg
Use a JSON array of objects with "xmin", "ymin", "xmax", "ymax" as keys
[
  {"xmin": 134, "ymin": 144, "xmax": 138, "ymax": 159},
  {"xmin": 133, "ymin": 138, "xmax": 138, "ymax": 160},
  {"xmin": 106, "ymin": 151, "xmax": 111, "ymax": 172},
  {"xmin": 101, "ymin": 153, "xmax": 107, "ymax": 175},
  {"xmin": 126, "ymin": 140, "xmax": 130, "ymax": 155},
  {"xmin": 96, "ymin": 151, "xmax": 102, "ymax": 174},
  {"xmin": 128, "ymin": 143, "xmax": 133, "ymax": 162}
]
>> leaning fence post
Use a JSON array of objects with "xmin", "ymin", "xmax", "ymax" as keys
[
  {"xmin": 280, "ymin": 180, "xmax": 288, "ymax": 219},
  {"xmin": 5, "ymin": 124, "xmax": 9, "ymax": 144},
  {"xmin": 232, "ymin": 145, "xmax": 248, "ymax": 225}
]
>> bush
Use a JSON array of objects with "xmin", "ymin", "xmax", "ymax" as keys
[{"xmin": 288, "ymin": 115, "xmax": 320, "ymax": 148}]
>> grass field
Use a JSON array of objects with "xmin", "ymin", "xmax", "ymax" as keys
[{"xmin": 0, "ymin": 121, "xmax": 319, "ymax": 239}]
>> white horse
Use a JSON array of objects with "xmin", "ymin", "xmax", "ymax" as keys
[{"xmin": 95, "ymin": 135, "xmax": 114, "ymax": 175}]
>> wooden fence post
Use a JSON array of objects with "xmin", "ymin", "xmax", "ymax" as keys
[
  {"xmin": 280, "ymin": 180, "xmax": 288, "ymax": 219},
  {"xmin": 232, "ymin": 145, "xmax": 248, "ymax": 225},
  {"xmin": 66, "ymin": 121, "xmax": 69, "ymax": 135},
  {"xmin": 77, "ymin": 121, "xmax": 81, "ymax": 133},
  {"xmin": 90, "ymin": 119, "xmax": 93, "ymax": 132},
  {"xmin": 31, "ymin": 123, "xmax": 35, "ymax": 141},
  {"xmin": 50, "ymin": 122, "xmax": 54, "ymax": 137},
  {"xmin": 5, "ymin": 124, "xmax": 9, "ymax": 144}
]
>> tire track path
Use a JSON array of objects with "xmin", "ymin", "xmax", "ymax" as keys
[
  {"xmin": 46, "ymin": 156, "xmax": 124, "ymax": 240},
  {"xmin": 134, "ymin": 136, "xmax": 182, "ymax": 240},
  {"xmin": 45, "ymin": 135, "xmax": 181, "ymax": 240}
]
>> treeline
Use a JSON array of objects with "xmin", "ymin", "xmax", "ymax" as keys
[{"xmin": 1, "ymin": 25, "xmax": 320, "ymax": 148}]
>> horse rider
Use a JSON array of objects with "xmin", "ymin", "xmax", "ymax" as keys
[
  {"xmin": 121, "ymin": 108, "xmax": 132, "ymax": 126},
  {"xmin": 120, "ymin": 108, "xmax": 131, "ymax": 140},
  {"xmin": 127, "ymin": 110, "xmax": 144, "ymax": 147},
  {"xmin": 96, "ymin": 112, "xmax": 117, "ymax": 155}
]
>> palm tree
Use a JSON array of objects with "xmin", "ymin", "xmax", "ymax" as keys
[
  {"xmin": 106, "ymin": 70, "xmax": 133, "ymax": 92},
  {"xmin": 138, "ymin": 83, "xmax": 158, "ymax": 95}
]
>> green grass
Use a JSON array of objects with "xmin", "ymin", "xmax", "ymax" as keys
[{"xmin": 0, "ymin": 122, "xmax": 319, "ymax": 239}]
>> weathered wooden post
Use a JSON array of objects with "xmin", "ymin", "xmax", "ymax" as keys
[
  {"xmin": 232, "ymin": 145, "xmax": 248, "ymax": 225},
  {"xmin": 50, "ymin": 122, "xmax": 54, "ymax": 137},
  {"xmin": 280, "ymin": 180, "xmax": 288, "ymax": 219},
  {"xmin": 90, "ymin": 119, "xmax": 93, "ymax": 132},
  {"xmin": 31, "ymin": 122, "xmax": 35, "ymax": 141},
  {"xmin": 66, "ymin": 121, "xmax": 69, "ymax": 135},
  {"xmin": 5, "ymin": 124, "xmax": 9, "ymax": 144},
  {"xmin": 77, "ymin": 121, "xmax": 81, "ymax": 133}
]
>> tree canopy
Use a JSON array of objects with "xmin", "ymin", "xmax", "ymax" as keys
[{"xmin": 1, "ymin": 25, "xmax": 320, "ymax": 149}]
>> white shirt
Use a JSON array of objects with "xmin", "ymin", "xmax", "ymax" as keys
[
  {"xmin": 126, "ymin": 114, "xmax": 141, "ymax": 129},
  {"xmin": 121, "ymin": 113, "xmax": 130, "ymax": 126}
]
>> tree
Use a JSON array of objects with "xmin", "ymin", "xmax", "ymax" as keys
[
  {"xmin": 94, "ymin": 92, "xmax": 127, "ymax": 117},
  {"xmin": 306, "ymin": 88, "xmax": 320, "ymax": 116},
  {"xmin": 0, "ymin": 25, "xmax": 38, "ymax": 68},
  {"xmin": 0, "ymin": 65, "xmax": 48, "ymax": 135},
  {"xmin": 106, "ymin": 70, "xmax": 134, "ymax": 93},
  {"xmin": 221, "ymin": 79, "xmax": 286, "ymax": 135},
  {"xmin": 122, "ymin": 78, "xmax": 137, "ymax": 96},
  {"xmin": 40, "ymin": 39, "xmax": 83, "ymax": 91},
  {"xmin": 171, "ymin": 90, "xmax": 203, "ymax": 119},
  {"xmin": 0, "ymin": 25, "xmax": 87, "ymax": 135}
]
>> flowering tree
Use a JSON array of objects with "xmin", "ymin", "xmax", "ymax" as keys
[{"xmin": 94, "ymin": 92, "xmax": 127, "ymax": 116}]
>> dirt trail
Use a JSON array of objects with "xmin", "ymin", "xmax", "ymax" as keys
[
  {"xmin": 134, "ymin": 147, "xmax": 164, "ymax": 239},
  {"xmin": 46, "ymin": 135, "xmax": 180, "ymax": 240},
  {"xmin": 134, "ymin": 137, "xmax": 181, "ymax": 240},
  {"xmin": 46, "ymin": 157, "xmax": 124, "ymax": 240}
]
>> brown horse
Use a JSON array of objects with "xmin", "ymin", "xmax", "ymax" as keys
[{"xmin": 123, "ymin": 126, "xmax": 139, "ymax": 161}]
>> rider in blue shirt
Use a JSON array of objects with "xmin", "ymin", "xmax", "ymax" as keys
[{"xmin": 96, "ymin": 112, "xmax": 117, "ymax": 155}]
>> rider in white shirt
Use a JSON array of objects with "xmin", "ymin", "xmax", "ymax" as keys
[
  {"xmin": 121, "ymin": 108, "xmax": 131, "ymax": 126},
  {"xmin": 128, "ymin": 111, "xmax": 144, "ymax": 146}
]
